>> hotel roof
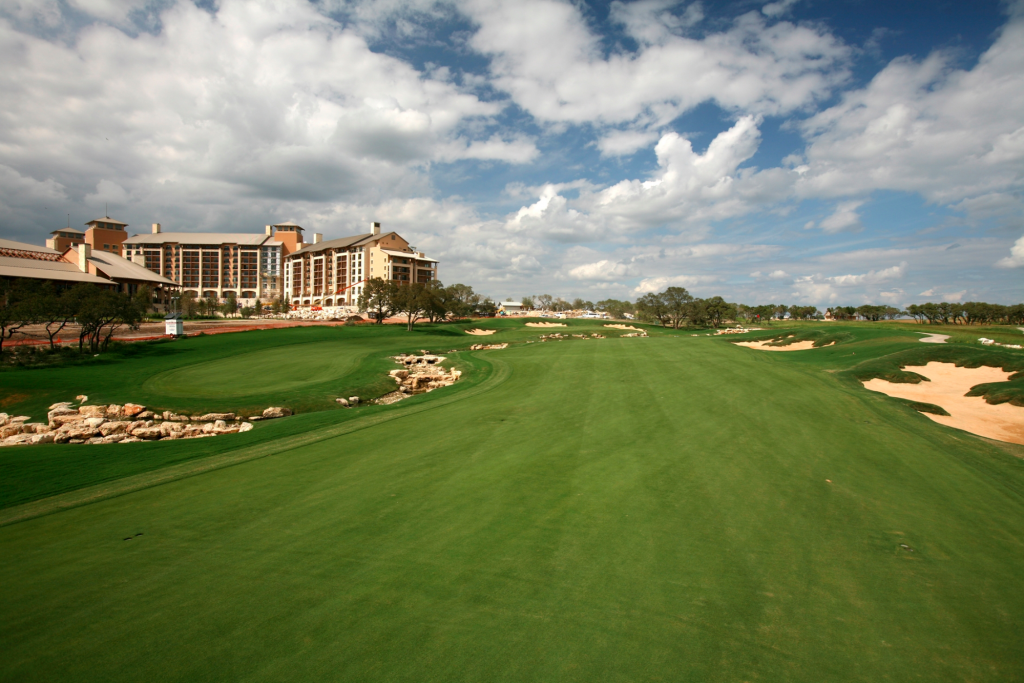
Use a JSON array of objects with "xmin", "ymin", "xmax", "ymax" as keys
[
  {"xmin": 123, "ymin": 232, "xmax": 272, "ymax": 246},
  {"xmin": 67, "ymin": 246, "xmax": 177, "ymax": 287},
  {"xmin": 0, "ymin": 255, "xmax": 112, "ymax": 285}
]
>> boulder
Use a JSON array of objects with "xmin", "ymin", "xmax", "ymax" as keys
[
  {"xmin": 99, "ymin": 421, "xmax": 128, "ymax": 436},
  {"xmin": 0, "ymin": 413, "xmax": 8, "ymax": 427},
  {"xmin": 68, "ymin": 439, "xmax": 85, "ymax": 444},
  {"xmin": 106, "ymin": 405, "xmax": 124, "ymax": 419},
  {"xmin": 52, "ymin": 431, "xmax": 72, "ymax": 444},
  {"xmin": 77, "ymin": 406, "xmax": 104, "ymax": 418},
  {"xmin": 335, "ymin": 398, "xmax": 349, "ymax": 407},
  {"xmin": 100, "ymin": 434, "xmax": 126, "ymax": 443},
  {"xmin": 75, "ymin": 394, "xmax": 88, "ymax": 402},
  {"xmin": 199, "ymin": 413, "xmax": 235, "ymax": 422},
  {"xmin": 131, "ymin": 426, "xmax": 164, "ymax": 440},
  {"xmin": 64, "ymin": 423, "xmax": 100, "ymax": 440},
  {"xmin": 0, "ymin": 425, "xmax": 23, "ymax": 439},
  {"xmin": 51, "ymin": 414, "xmax": 86, "ymax": 428},
  {"xmin": 201, "ymin": 422, "xmax": 215, "ymax": 434},
  {"xmin": 84, "ymin": 417, "xmax": 106, "ymax": 429},
  {"xmin": 119, "ymin": 436, "xmax": 143, "ymax": 443},
  {"xmin": 122, "ymin": 403, "xmax": 146, "ymax": 417},
  {"xmin": 29, "ymin": 433, "xmax": 55, "ymax": 445},
  {"xmin": 348, "ymin": 397, "xmax": 360, "ymax": 405},
  {"xmin": 48, "ymin": 402, "xmax": 72, "ymax": 411},
  {"xmin": 159, "ymin": 422, "xmax": 183, "ymax": 437},
  {"xmin": 11, "ymin": 415, "xmax": 29, "ymax": 424},
  {"xmin": 247, "ymin": 416, "xmax": 263, "ymax": 421},
  {"xmin": 262, "ymin": 407, "xmax": 292, "ymax": 419},
  {"xmin": 214, "ymin": 420, "xmax": 227, "ymax": 430},
  {"xmin": 238, "ymin": 422, "xmax": 254, "ymax": 433},
  {"xmin": 48, "ymin": 406, "xmax": 81, "ymax": 426},
  {"xmin": 137, "ymin": 411, "xmax": 155, "ymax": 420},
  {"xmin": 26, "ymin": 423, "xmax": 51, "ymax": 434}
]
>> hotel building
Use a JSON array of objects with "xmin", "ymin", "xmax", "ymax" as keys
[
  {"xmin": 122, "ymin": 222, "xmax": 305, "ymax": 303},
  {"xmin": 284, "ymin": 222, "xmax": 438, "ymax": 307}
]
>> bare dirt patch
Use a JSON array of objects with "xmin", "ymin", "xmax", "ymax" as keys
[
  {"xmin": 734, "ymin": 340, "xmax": 834, "ymax": 351},
  {"xmin": 526, "ymin": 322, "xmax": 567, "ymax": 327},
  {"xmin": 862, "ymin": 362, "xmax": 1024, "ymax": 445},
  {"xmin": 465, "ymin": 328, "xmax": 497, "ymax": 335},
  {"xmin": 604, "ymin": 324, "xmax": 641, "ymax": 331}
]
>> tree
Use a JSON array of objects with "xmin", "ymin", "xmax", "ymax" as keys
[
  {"xmin": 596, "ymin": 298, "xmax": 634, "ymax": 320},
  {"xmin": 0, "ymin": 279, "xmax": 36, "ymax": 352},
  {"xmin": 661, "ymin": 287, "xmax": 693, "ymax": 329},
  {"xmin": 33, "ymin": 282, "xmax": 77, "ymax": 350},
  {"xmin": 220, "ymin": 292, "xmax": 238, "ymax": 318},
  {"xmin": 358, "ymin": 277, "xmax": 398, "ymax": 324},
  {"xmin": 393, "ymin": 282, "xmax": 429, "ymax": 331},
  {"xmin": 71, "ymin": 286, "xmax": 144, "ymax": 353},
  {"xmin": 441, "ymin": 284, "xmax": 480, "ymax": 320},
  {"xmin": 701, "ymin": 296, "xmax": 733, "ymax": 328},
  {"xmin": 476, "ymin": 296, "xmax": 497, "ymax": 317},
  {"xmin": 254, "ymin": 298, "xmax": 262, "ymax": 319},
  {"xmin": 421, "ymin": 281, "xmax": 448, "ymax": 323},
  {"xmin": 240, "ymin": 306, "xmax": 255, "ymax": 319},
  {"xmin": 536, "ymin": 294, "xmax": 553, "ymax": 311},
  {"xmin": 521, "ymin": 295, "xmax": 534, "ymax": 310},
  {"xmin": 635, "ymin": 292, "xmax": 669, "ymax": 326}
]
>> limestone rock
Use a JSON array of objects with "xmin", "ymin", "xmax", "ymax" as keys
[
  {"xmin": 106, "ymin": 405, "xmax": 124, "ymax": 418},
  {"xmin": 247, "ymin": 416, "xmax": 262, "ymax": 421},
  {"xmin": 122, "ymin": 403, "xmax": 146, "ymax": 417},
  {"xmin": 99, "ymin": 421, "xmax": 128, "ymax": 436},
  {"xmin": 0, "ymin": 425, "xmax": 23, "ymax": 439},
  {"xmin": 238, "ymin": 422, "xmax": 254, "ymax": 433},
  {"xmin": 335, "ymin": 398, "xmax": 349, "ymax": 407},
  {"xmin": 63, "ymin": 423, "xmax": 100, "ymax": 440},
  {"xmin": 78, "ymin": 405, "xmax": 105, "ymax": 417},
  {"xmin": 84, "ymin": 417, "xmax": 106, "ymax": 430},
  {"xmin": 348, "ymin": 397, "xmax": 360, "ymax": 405},
  {"xmin": 0, "ymin": 413, "xmax": 8, "ymax": 427},
  {"xmin": 48, "ymin": 402, "xmax": 72, "ymax": 411},
  {"xmin": 199, "ymin": 413, "xmax": 235, "ymax": 422},
  {"xmin": 137, "ymin": 411, "xmax": 155, "ymax": 420},
  {"xmin": 75, "ymin": 395, "xmax": 88, "ymax": 402},
  {"xmin": 262, "ymin": 407, "xmax": 292, "ymax": 419},
  {"xmin": 131, "ymin": 426, "xmax": 164, "ymax": 440},
  {"xmin": 51, "ymin": 414, "xmax": 86, "ymax": 428}
]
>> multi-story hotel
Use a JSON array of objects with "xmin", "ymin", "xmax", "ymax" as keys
[
  {"xmin": 46, "ymin": 216, "xmax": 130, "ymax": 254},
  {"xmin": 284, "ymin": 222, "xmax": 438, "ymax": 307},
  {"xmin": 122, "ymin": 222, "xmax": 305, "ymax": 304}
]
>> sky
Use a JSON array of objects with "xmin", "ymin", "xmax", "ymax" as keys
[{"xmin": 0, "ymin": 0, "xmax": 1022, "ymax": 306}]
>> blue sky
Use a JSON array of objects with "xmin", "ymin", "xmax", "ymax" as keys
[{"xmin": 0, "ymin": 0, "xmax": 1022, "ymax": 306}]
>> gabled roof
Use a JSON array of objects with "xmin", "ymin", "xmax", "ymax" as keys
[
  {"xmin": 379, "ymin": 249, "xmax": 435, "ymax": 261},
  {"xmin": 272, "ymin": 221, "xmax": 304, "ymax": 228},
  {"xmin": 123, "ymin": 232, "xmax": 271, "ymax": 246},
  {"xmin": 0, "ymin": 255, "xmax": 112, "ymax": 285},
  {"xmin": 290, "ymin": 233, "xmax": 373, "ymax": 256},
  {"xmin": 50, "ymin": 228, "xmax": 84, "ymax": 235},
  {"xmin": 0, "ymin": 237, "xmax": 61, "ymax": 257},
  {"xmin": 65, "ymin": 246, "xmax": 178, "ymax": 287}
]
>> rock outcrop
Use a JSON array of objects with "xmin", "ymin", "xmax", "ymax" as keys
[
  {"xmin": 380, "ymin": 354, "xmax": 462, "ymax": 404},
  {"xmin": 0, "ymin": 399, "xmax": 293, "ymax": 448}
]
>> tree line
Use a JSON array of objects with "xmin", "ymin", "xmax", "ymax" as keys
[
  {"xmin": 0, "ymin": 279, "xmax": 150, "ymax": 353},
  {"xmin": 357, "ymin": 279, "xmax": 498, "ymax": 330}
]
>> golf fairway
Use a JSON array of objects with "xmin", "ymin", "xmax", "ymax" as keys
[{"xmin": 2, "ymin": 333, "xmax": 1023, "ymax": 682}]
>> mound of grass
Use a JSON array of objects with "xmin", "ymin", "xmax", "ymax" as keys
[{"xmin": 841, "ymin": 344, "xmax": 1024, "ymax": 405}]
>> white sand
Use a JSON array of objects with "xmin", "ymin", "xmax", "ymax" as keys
[
  {"xmin": 604, "ymin": 324, "xmax": 641, "ymax": 331},
  {"xmin": 734, "ymin": 340, "xmax": 834, "ymax": 351},
  {"xmin": 862, "ymin": 362, "xmax": 1024, "ymax": 445},
  {"xmin": 526, "ymin": 322, "xmax": 567, "ymax": 327},
  {"xmin": 918, "ymin": 333, "xmax": 950, "ymax": 344},
  {"xmin": 465, "ymin": 328, "xmax": 497, "ymax": 335}
]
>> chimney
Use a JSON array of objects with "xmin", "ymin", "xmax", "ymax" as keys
[
  {"xmin": 266, "ymin": 225, "xmax": 272, "ymax": 236},
  {"xmin": 78, "ymin": 244, "xmax": 91, "ymax": 273},
  {"xmin": 152, "ymin": 223, "xmax": 161, "ymax": 234},
  {"xmin": 417, "ymin": 251, "xmax": 424, "ymax": 258},
  {"xmin": 313, "ymin": 233, "xmax": 323, "ymax": 244},
  {"xmin": 370, "ymin": 221, "xmax": 381, "ymax": 236}
]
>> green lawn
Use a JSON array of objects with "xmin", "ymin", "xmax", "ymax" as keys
[{"xmin": 2, "ymin": 323, "xmax": 1024, "ymax": 681}]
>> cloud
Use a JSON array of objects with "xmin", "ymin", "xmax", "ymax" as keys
[
  {"xmin": 996, "ymin": 234, "xmax": 1024, "ymax": 268},
  {"xmin": 465, "ymin": 0, "xmax": 851, "ymax": 127},
  {"xmin": 568, "ymin": 259, "xmax": 636, "ymax": 280},
  {"xmin": 816, "ymin": 200, "xmax": 864, "ymax": 234},
  {"xmin": 633, "ymin": 274, "xmax": 719, "ymax": 294},
  {"xmin": 795, "ymin": 14, "xmax": 1024, "ymax": 204},
  {"xmin": 826, "ymin": 261, "xmax": 906, "ymax": 286},
  {"xmin": 761, "ymin": 0, "xmax": 801, "ymax": 18}
]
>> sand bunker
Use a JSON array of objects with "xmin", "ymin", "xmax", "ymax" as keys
[
  {"xmin": 465, "ymin": 328, "xmax": 497, "ymax": 336},
  {"xmin": 605, "ymin": 325, "xmax": 641, "ymax": 331},
  {"xmin": 734, "ymin": 340, "xmax": 834, "ymax": 351},
  {"xmin": 918, "ymin": 333, "xmax": 949, "ymax": 344},
  {"xmin": 863, "ymin": 362, "xmax": 1024, "ymax": 445},
  {"xmin": 526, "ymin": 322, "xmax": 567, "ymax": 327}
]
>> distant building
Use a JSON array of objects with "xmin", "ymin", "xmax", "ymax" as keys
[
  {"xmin": 46, "ymin": 228, "xmax": 85, "ymax": 252},
  {"xmin": 0, "ymin": 238, "xmax": 177, "ymax": 305},
  {"xmin": 284, "ymin": 222, "xmax": 438, "ymax": 307},
  {"xmin": 498, "ymin": 301, "xmax": 524, "ymax": 315},
  {"xmin": 123, "ymin": 223, "xmax": 292, "ymax": 304},
  {"xmin": 83, "ymin": 216, "xmax": 130, "ymax": 255}
]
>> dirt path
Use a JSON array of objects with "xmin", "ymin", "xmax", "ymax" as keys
[{"xmin": 862, "ymin": 362, "xmax": 1024, "ymax": 446}]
